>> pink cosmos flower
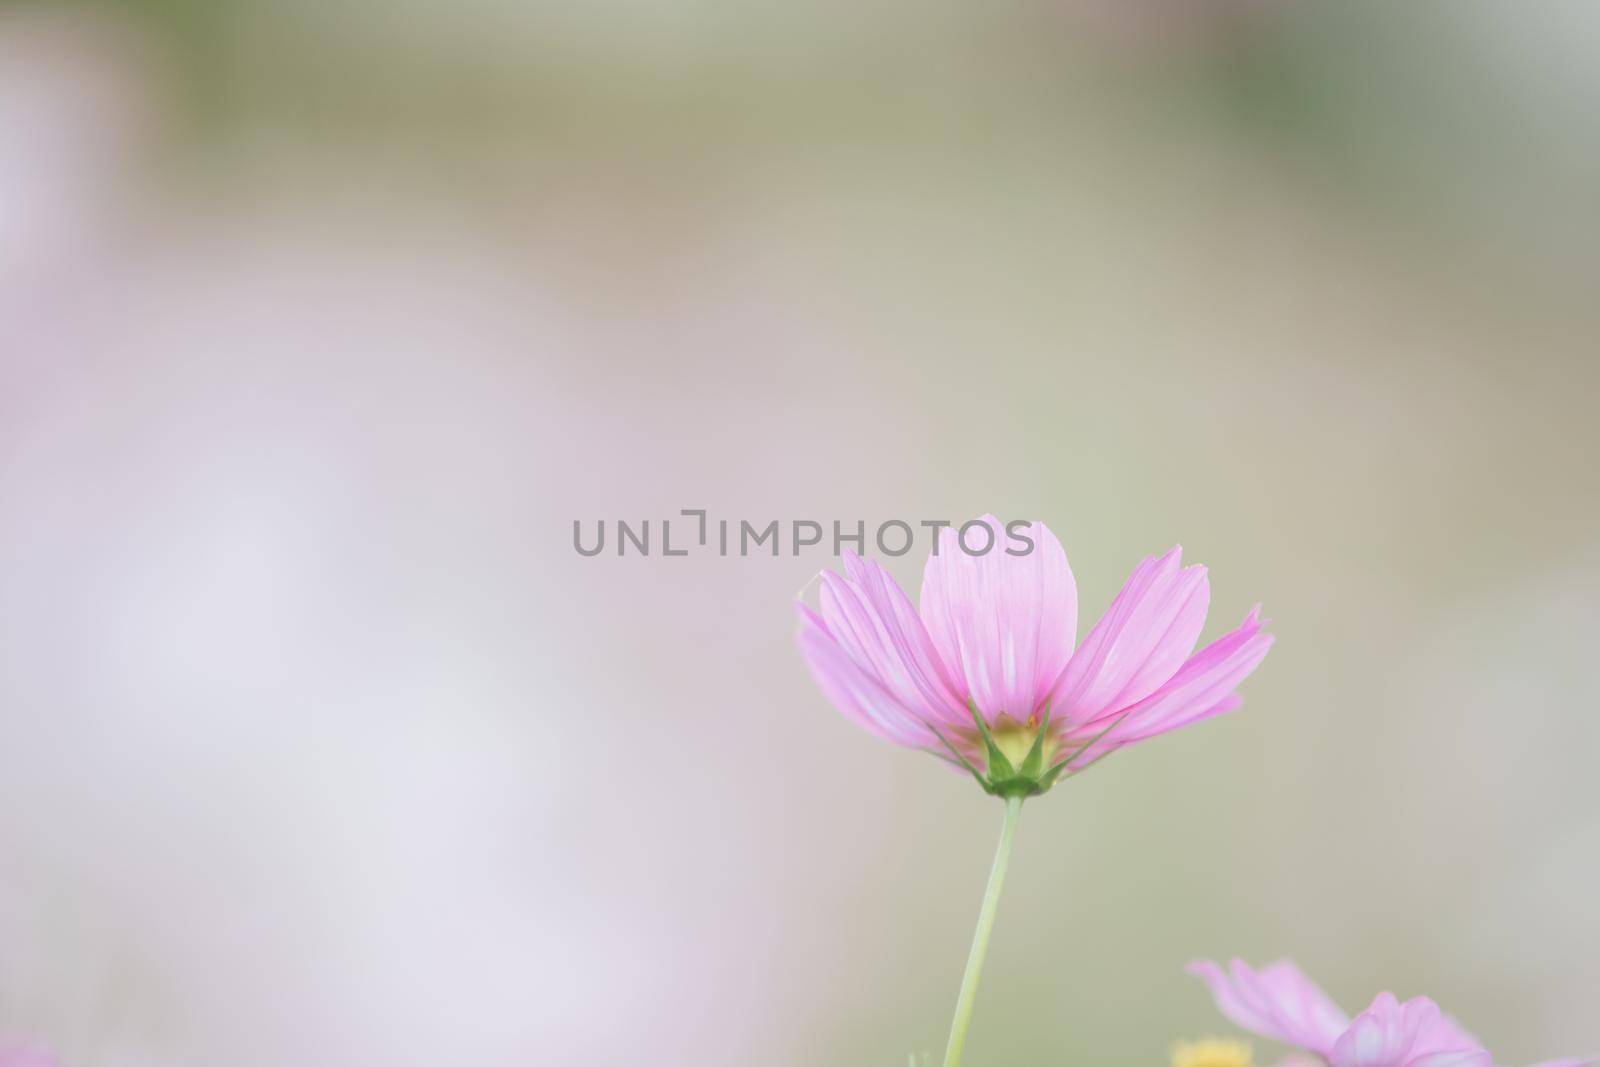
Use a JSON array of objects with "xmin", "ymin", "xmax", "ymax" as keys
[
  {"xmin": 795, "ymin": 515, "xmax": 1273, "ymax": 796},
  {"xmin": 1189, "ymin": 959, "xmax": 1594, "ymax": 1067}
]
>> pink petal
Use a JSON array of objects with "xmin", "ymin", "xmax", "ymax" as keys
[
  {"xmin": 1056, "ymin": 691, "xmax": 1243, "ymax": 772},
  {"xmin": 1331, "ymin": 994, "xmax": 1490, "ymax": 1067},
  {"xmin": 1332, "ymin": 994, "xmax": 1428, "ymax": 1067},
  {"xmin": 919, "ymin": 516, "xmax": 1076, "ymax": 721},
  {"xmin": 795, "ymin": 604, "xmax": 937, "ymax": 748},
  {"xmin": 1049, "ymin": 546, "xmax": 1209, "ymax": 725},
  {"xmin": 817, "ymin": 551, "xmax": 969, "ymax": 729},
  {"xmin": 1188, "ymin": 958, "xmax": 1350, "ymax": 1057},
  {"xmin": 1410, "ymin": 1055, "xmax": 1495, "ymax": 1067},
  {"xmin": 1098, "ymin": 606, "xmax": 1273, "ymax": 743}
]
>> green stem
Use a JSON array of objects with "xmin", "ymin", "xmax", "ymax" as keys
[{"xmin": 941, "ymin": 795, "xmax": 1023, "ymax": 1067}]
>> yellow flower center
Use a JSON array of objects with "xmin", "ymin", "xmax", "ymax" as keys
[
  {"xmin": 987, "ymin": 713, "xmax": 1058, "ymax": 770},
  {"xmin": 1171, "ymin": 1038, "xmax": 1253, "ymax": 1067}
]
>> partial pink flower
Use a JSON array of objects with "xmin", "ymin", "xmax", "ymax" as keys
[
  {"xmin": 1332, "ymin": 993, "xmax": 1486, "ymax": 1067},
  {"xmin": 795, "ymin": 515, "xmax": 1272, "ymax": 794},
  {"xmin": 1187, "ymin": 959, "xmax": 1349, "ymax": 1057},
  {"xmin": 1190, "ymin": 959, "xmax": 1593, "ymax": 1067}
]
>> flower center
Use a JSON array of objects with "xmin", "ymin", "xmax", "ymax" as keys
[
  {"xmin": 1171, "ymin": 1039, "xmax": 1253, "ymax": 1067},
  {"xmin": 951, "ymin": 703, "xmax": 1069, "ymax": 798},
  {"xmin": 987, "ymin": 713, "xmax": 1058, "ymax": 771}
]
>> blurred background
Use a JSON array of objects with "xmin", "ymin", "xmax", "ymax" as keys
[{"xmin": 2, "ymin": 1, "xmax": 1598, "ymax": 1064}]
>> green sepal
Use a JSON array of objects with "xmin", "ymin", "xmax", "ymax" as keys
[
  {"xmin": 1016, "ymin": 700, "xmax": 1052, "ymax": 780},
  {"xmin": 1037, "ymin": 760, "xmax": 1069, "ymax": 791},
  {"xmin": 928, "ymin": 725, "xmax": 995, "ymax": 795},
  {"xmin": 969, "ymin": 698, "xmax": 1015, "ymax": 781},
  {"xmin": 1052, "ymin": 707, "xmax": 1128, "ymax": 772}
]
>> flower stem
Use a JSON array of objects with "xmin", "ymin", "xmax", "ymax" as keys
[{"xmin": 941, "ymin": 795, "xmax": 1023, "ymax": 1067}]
